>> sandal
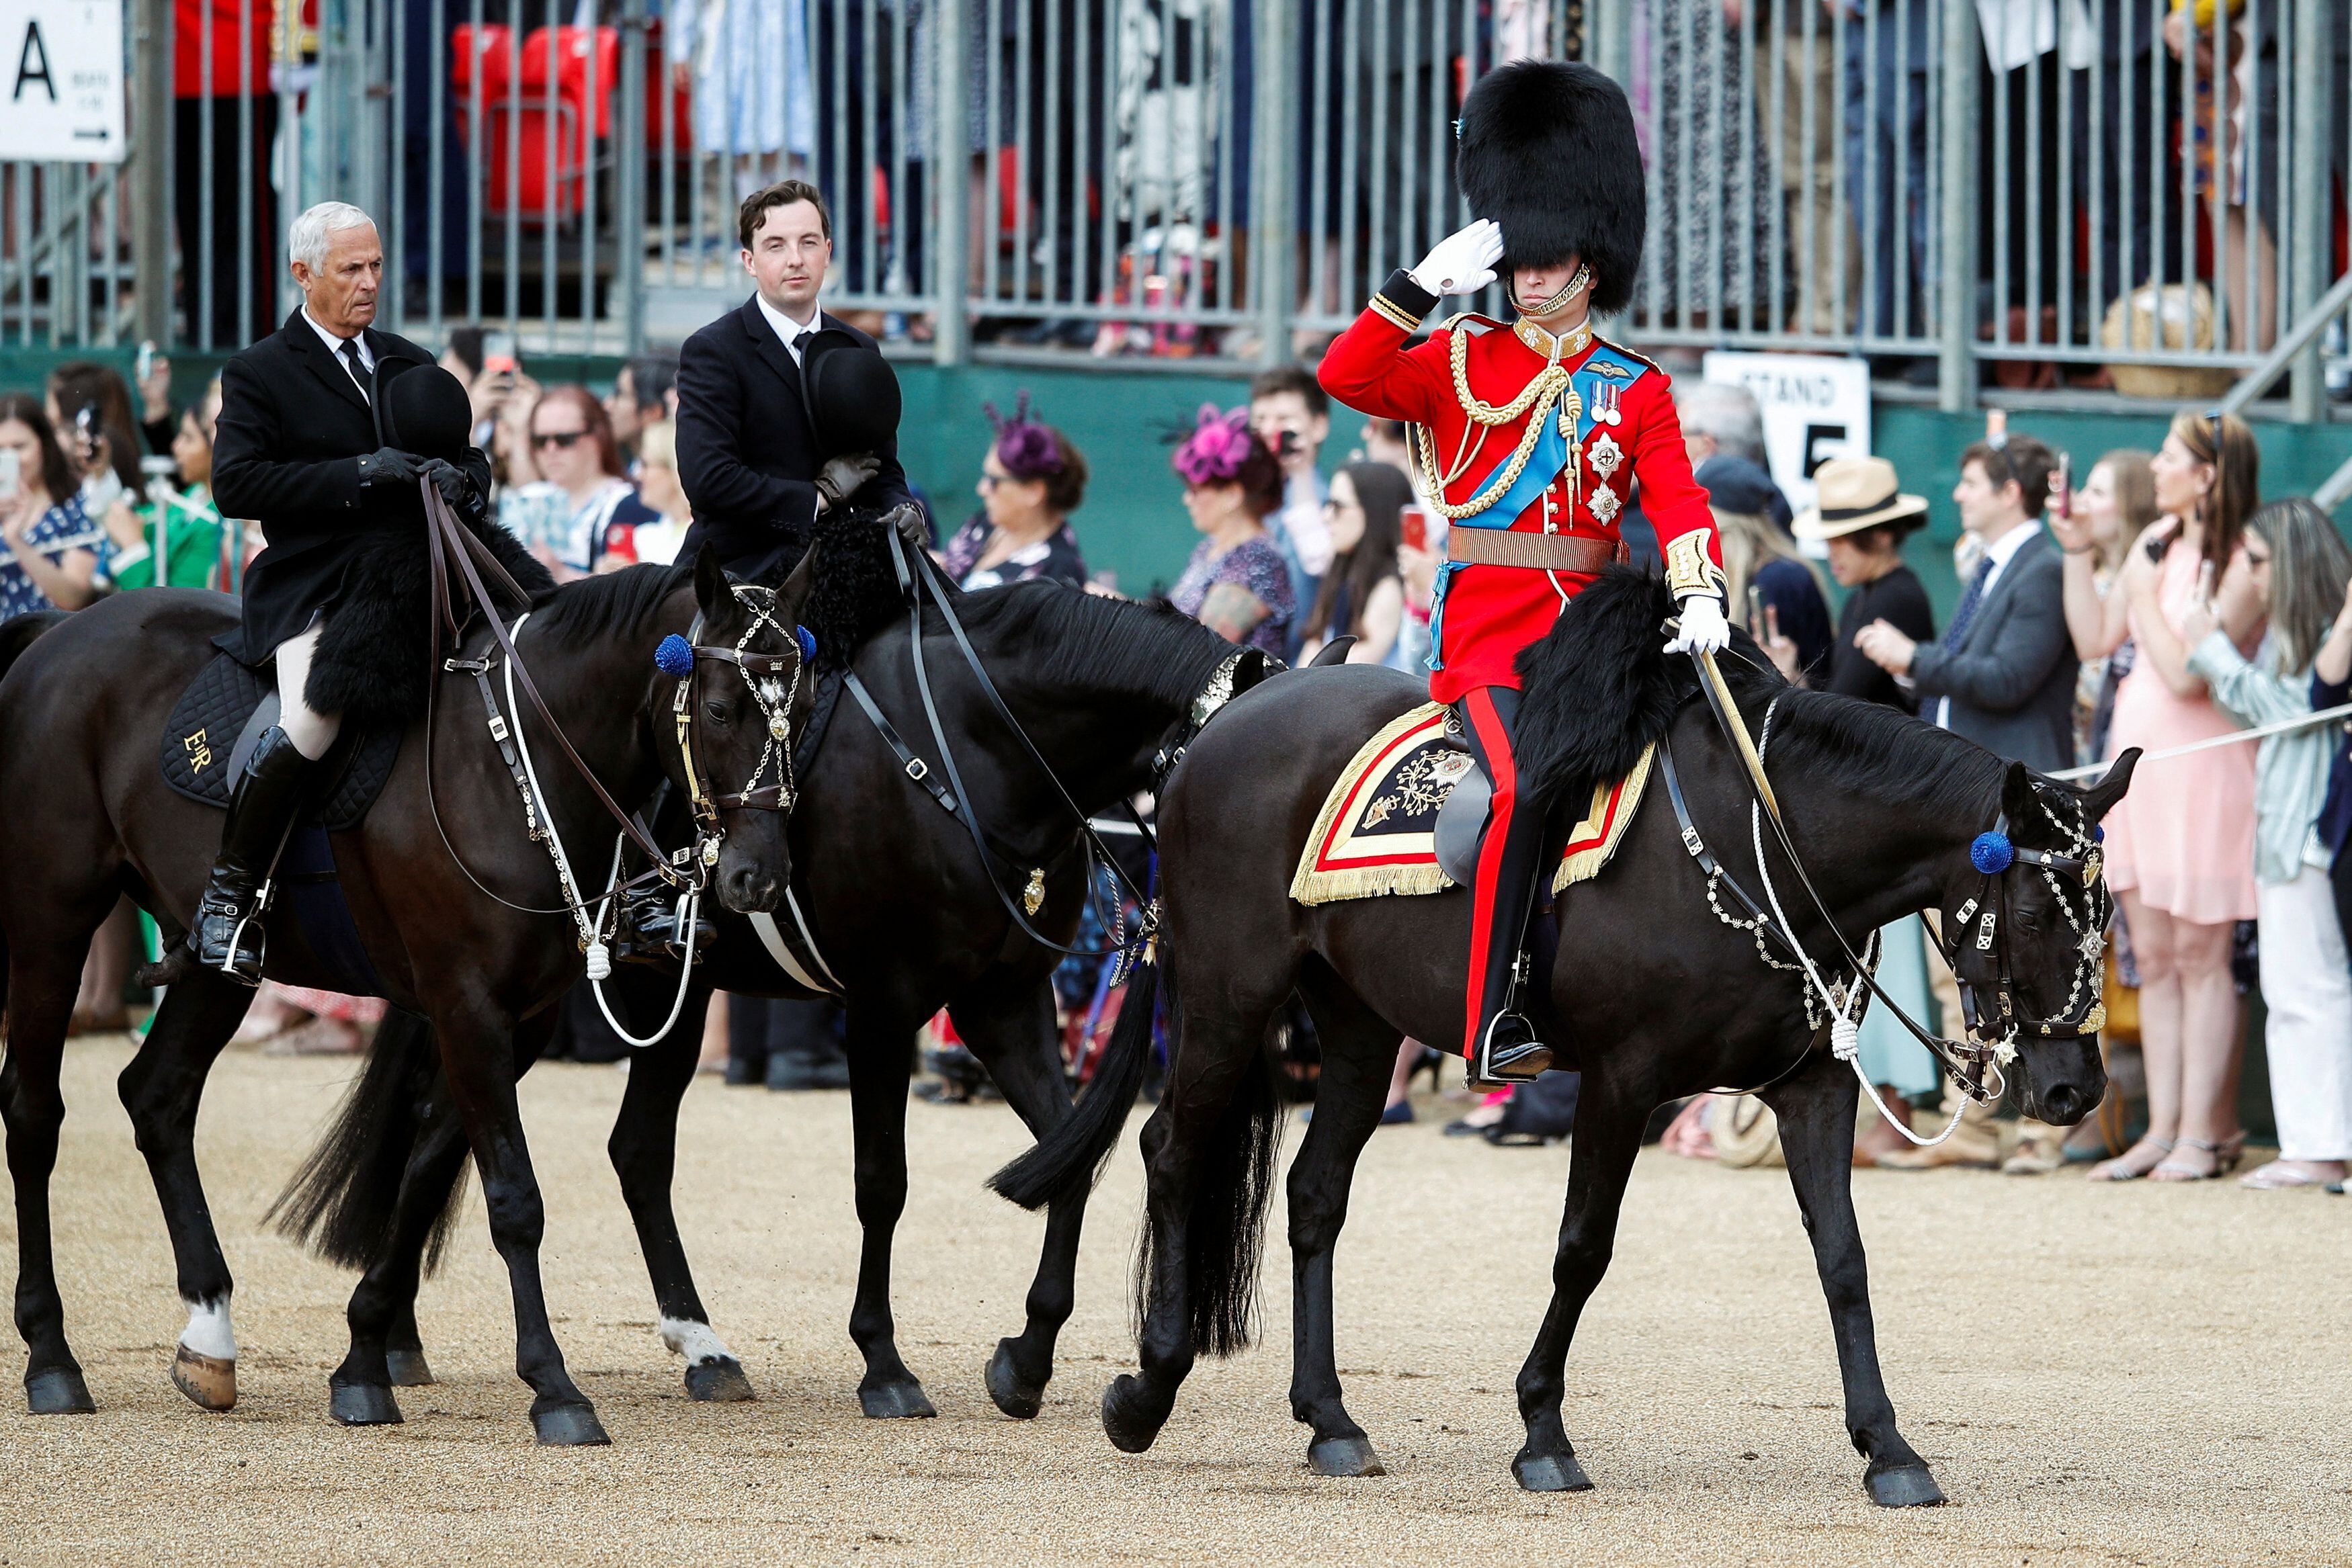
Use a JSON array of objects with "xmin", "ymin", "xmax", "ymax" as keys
[
  {"xmin": 2239, "ymin": 1160, "xmax": 2347, "ymax": 1190},
  {"xmin": 2087, "ymin": 1135, "xmax": 2174, "ymax": 1182},
  {"xmin": 2149, "ymin": 1137, "xmax": 2224, "ymax": 1182}
]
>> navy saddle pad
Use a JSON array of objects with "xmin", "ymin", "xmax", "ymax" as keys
[{"xmin": 160, "ymin": 652, "xmax": 399, "ymax": 830}]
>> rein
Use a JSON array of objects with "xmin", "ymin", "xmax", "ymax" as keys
[
  {"xmin": 855, "ymin": 529, "xmax": 1234, "ymax": 971},
  {"xmin": 1681, "ymin": 647, "xmax": 2107, "ymax": 1130}
]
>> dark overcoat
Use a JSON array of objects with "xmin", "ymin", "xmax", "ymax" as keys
[
  {"xmin": 210, "ymin": 308, "xmax": 543, "ymax": 729},
  {"xmin": 674, "ymin": 298, "xmax": 913, "ymax": 582}
]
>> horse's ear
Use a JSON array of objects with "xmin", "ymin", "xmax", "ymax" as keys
[
  {"xmin": 2076, "ymin": 747, "xmax": 2140, "ymax": 824},
  {"xmin": 773, "ymin": 539, "xmax": 818, "ymax": 628},
  {"xmin": 692, "ymin": 544, "xmax": 730, "ymax": 617},
  {"xmin": 2000, "ymin": 760, "xmax": 2037, "ymax": 826}
]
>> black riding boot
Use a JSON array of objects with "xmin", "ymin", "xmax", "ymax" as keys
[
  {"xmin": 189, "ymin": 726, "xmax": 314, "ymax": 986},
  {"xmin": 609, "ymin": 881, "xmax": 716, "ymax": 969},
  {"xmin": 1457, "ymin": 689, "xmax": 1552, "ymax": 1086}
]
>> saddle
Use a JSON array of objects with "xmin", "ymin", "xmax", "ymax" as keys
[
  {"xmin": 1290, "ymin": 701, "xmax": 1653, "ymax": 906},
  {"xmin": 161, "ymin": 651, "xmax": 401, "ymax": 829},
  {"xmin": 157, "ymin": 651, "xmax": 403, "ymax": 998}
]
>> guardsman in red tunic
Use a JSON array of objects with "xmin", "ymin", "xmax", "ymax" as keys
[{"xmin": 1318, "ymin": 61, "xmax": 1728, "ymax": 1085}]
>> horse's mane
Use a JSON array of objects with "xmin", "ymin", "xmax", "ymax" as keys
[
  {"xmin": 939, "ymin": 580, "xmax": 1238, "ymax": 713},
  {"xmin": 1763, "ymin": 686, "xmax": 2008, "ymax": 826},
  {"xmin": 526, "ymin": 560, "xmax": 693, "ymax": 644}
]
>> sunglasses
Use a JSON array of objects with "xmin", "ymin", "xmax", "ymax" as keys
[{"xmin": 531, "ymin": 430, "xmax": 587, "ymax": 450}]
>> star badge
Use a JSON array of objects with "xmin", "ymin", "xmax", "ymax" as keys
[
  {"xmin": 1587, "ymin": 431, "xmax": 1624, "ymax": 483},
  {"xmin": 1588, "ymin": 484, "xmax": 1622, "ymax": 526}
]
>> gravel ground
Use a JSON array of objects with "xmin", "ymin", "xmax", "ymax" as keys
[{"xmin": 2, "ymin": 1039, "xmax": 2347, "ymax": 1567}]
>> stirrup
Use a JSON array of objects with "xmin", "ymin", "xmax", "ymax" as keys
[
  {"xmin": 1468, "ymin": 1011, "xmax": 1552, "ymax": 1088},
  {"xmin": 190, "ymin": 883, "xmax": 272, "ymax": 988}
]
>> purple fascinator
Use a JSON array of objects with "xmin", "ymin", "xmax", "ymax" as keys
[
  {"xmin": 983, "ymin": 391, "xmax": 1064, "ymax": 481},
  {"xmin": 1171, "ymin": 404, "xmax": 1257, "ymax": 486}
]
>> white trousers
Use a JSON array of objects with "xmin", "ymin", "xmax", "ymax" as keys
[
  {"xmin": 272, "ymin": 621, "xmax": 343, "ymax": 762},
  {"xmin": 2255, "ymin": 867, "xmax": 2352, "ymax": 1161}
]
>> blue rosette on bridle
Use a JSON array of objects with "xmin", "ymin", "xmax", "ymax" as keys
[
  {"xmin": 655, "ymin": 634, "xmax": 695, "ymax": 679},
  {"xmin": 1970, "ymin": 830, "xmax": 2015, "ymax": 875}
]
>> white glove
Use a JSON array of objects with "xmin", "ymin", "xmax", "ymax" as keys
[
  {"xmin": 1665, "ymin": 593, "xmax": 1731, "ymax": 656},
  {"xmin": 1409, "ymin": 219, "xmax": 1505, "ymax": 297}
]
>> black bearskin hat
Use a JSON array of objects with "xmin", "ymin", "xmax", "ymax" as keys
[
  {"xmin": 372, "ymin": 357, "xmax": 473, "ymax": 460},
  {"xmin": 800, "ymin": 330, "xmax": 902, "ymax": 458},
  {"xmin": 1457, "ymin": 60, "xmax": 1646, "ymax": 316}
]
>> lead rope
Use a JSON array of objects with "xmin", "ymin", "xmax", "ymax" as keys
[
  {"xmin": 501, "ymin": 613, "xmax": 703, "ymax": 1049},
  {"xmin": 1741, "ymin": 699, "xmax": 1990, "ymax": 1148}
]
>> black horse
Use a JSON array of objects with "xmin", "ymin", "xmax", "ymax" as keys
[
  {"xmin": 995, "ymin": 574, "xmax": 2136, "ymax": 1504},
  {"xmin": 0, "ymin": 548, "xmax": 807, "ymax": 1442},
  {"xmin": 274, "ymin": 576, "xmax": 1256, "ymax": 1424}
]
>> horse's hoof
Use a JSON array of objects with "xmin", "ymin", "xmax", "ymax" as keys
[
  {"xmin": 170, "ymin": 1346, "xmax": 237, "ymax": 1411},
  {"xmin": 1513, "ymin": 1449, "xmax": 1594, "ymax": 1493},
  {"xmin": 533, "ymin": 1402, "xmax": 612, "ymax": 1446},
  {"xmin": 1865, "ymin": 1465, "xmax": 1946, "ymax": 1508},
  {"xmin": 329, "ymin": 1383, "xmax": 403, "ymax": 1426},
  {"xmin": 385, "ymin": 1349, "xmax": 435, "ymax": 1388},
  {"xmin": 24, "ymin": 1366, "xmax": 95, "ymax": 1415},
  {"xmin": 1101, "ymin": 1375, "xmax": 1162, "ymax": 1454},
  {"xmin": 985, "ymin": 1340, "xmax": 1044, "ymax": 1420},
  {"xmin": 858, "ymin": 1380, "xmax": 937, "ymax": 1420},
  {"xmin": 1307, "ymin": 1434, "xmax": 1386, "ymax": 1477},
  {"xmin": 685, "ymin": 1358, "xmax": 757, "ymax": 1403}
]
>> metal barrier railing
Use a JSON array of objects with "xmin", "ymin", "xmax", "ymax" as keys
[{"xmin": 1, "ymin": 0, "xmax": 2345, "ymax": 417}]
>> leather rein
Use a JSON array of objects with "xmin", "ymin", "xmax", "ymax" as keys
[
  {"xmin": 1675, "ymin": 646, "xmax": 2107, "ymax": 1103},
  {"xmin": 417, "ymin": 481, "xmax": 799, "ymax": 932}
]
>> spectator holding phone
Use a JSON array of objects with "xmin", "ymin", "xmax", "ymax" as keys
[
  {"xmin": 103, "ymin": 380, "xmax": 228, "ymax": 591},
  {"xmin": 0, "ymin": 394, "xmax": 103, "ymax": 615},
  {"xmin": 45, "ymin": 361, "xmax": 146, "ymax": 519},
  {"xmin": 2071, "ymin": 410, "xmax": 2264, "ymax": 1182}
]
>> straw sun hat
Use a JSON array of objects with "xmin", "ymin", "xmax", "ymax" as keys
[{"xmin": 1792, "ymin": 455, "xmax": 1929, "ymax": 541}]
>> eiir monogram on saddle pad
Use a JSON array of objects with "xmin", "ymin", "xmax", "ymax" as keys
[{"xmin": 1289, "ymin": 703, "xmax": 1652, "ymax": 906}]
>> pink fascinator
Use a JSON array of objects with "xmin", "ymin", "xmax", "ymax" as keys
[{"xmin": 1171, "ymin": 404, "xmax": 1257, "ymax": 486}]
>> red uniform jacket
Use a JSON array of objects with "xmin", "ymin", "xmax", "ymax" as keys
[{"xmin": 1319, "ymin": 270, "xmax": 1720, "ymax": 705}]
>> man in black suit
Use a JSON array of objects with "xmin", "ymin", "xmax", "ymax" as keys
[
  {"xmin": 675, "ymin": 179, "xmax": 913, "ymax": 582},
  {"xmin": 192, "ymin": 200, "xmax": 492, "ymax": 984}
]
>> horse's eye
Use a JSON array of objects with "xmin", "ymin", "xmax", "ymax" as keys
[{"xmin": 704, "ymin": 700, "xmax": 730, "ymax": 724}]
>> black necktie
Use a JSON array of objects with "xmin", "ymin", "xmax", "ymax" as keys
[
  {"xmin": 792, "ymin": 329, "xmax": 814, "ymax": 364},
  {"xmin": 337, "ymin": 337, "xmax": 370, "ymax": 402}
]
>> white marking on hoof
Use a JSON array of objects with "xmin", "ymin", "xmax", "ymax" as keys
[
  {"xmin": 179, "ymin": 1297, "xmax": 239, "ymax": 1361},
  {"xmin": 658, "ymin": 1315, "xmax": 737, "ymax": 1367}
]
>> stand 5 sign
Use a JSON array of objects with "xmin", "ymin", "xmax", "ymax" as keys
[{"xmin": 3, "ymin": 0, "xmax": 123, "ymax": 163}]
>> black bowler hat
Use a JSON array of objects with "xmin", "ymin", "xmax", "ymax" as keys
[
  {"xmin": 372, "ymin": 356, "xmax": 472, "ymax": 460},
  {"xmin": 800, "ymin": 329, "xmax": 902, "ymax": 458}
]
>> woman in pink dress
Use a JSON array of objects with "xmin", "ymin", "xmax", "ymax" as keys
[{"xmin": 2060, "ymin": 410, "xmax": 2263, "ymax": 1181}]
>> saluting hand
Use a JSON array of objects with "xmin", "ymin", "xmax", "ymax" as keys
[{"xmin": 1411, "ymin": 219, "xmax": 1505, "ymax": 298}]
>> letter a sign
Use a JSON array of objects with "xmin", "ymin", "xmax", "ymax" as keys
[{"xmin": 1, "ymin": 0, "xmax": 123, "ymax": 163}]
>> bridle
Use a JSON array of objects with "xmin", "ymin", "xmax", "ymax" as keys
[
  {"xmin": 1932, "ymin": 789, "xmax": 2109, "ymax": 1059},
  {"xmin": 1681, "ymin": 647, "xmax": 2108, "ymax": 1112},
  {"xmin": 659, "ymin": 582, "xmax": 811, "ymax": 847}
]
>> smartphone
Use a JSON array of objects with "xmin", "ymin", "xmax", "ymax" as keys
[
  {"xmin": 482, "ymin": 331, "xmax": 518, "ymax": 378},
  {"xmin": 2143, "ymin": 531, "xmax": 2167, "ymax": 566},
  {"xmin": 2052, "ymin": 451, "xmax": 2072, "ymax": 518},
  {"xmin": 1400, "ymin": 505, "xmax": 1429, "ymax": 554},
  {"xmin": 137, "ymin": 340, "xmax": 156, "ymax": 386},
  {"xmin": 0, "ymin": 448, "xmax": 19, "ymax": 500},
  {"xmin": 1747, "ymin": 583, "xmax": 1765, "ymax": 633}
]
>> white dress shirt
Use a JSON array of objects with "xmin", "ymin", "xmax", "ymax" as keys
[
  {"xmin": 301, "ymin": 306, "xmax": 375, "ymax": 398},
  {"xmin": 755, "ymin": 291, "xmax": 824, "ymax": 366},
  {"xmin": 1935, "ymin": 518, "xmax": 2042, "ymax": 730}
]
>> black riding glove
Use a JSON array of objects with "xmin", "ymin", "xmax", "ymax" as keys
[
  {"xmin": 357, "ymin": 447, "xmax": 424, "ymax": 489},
  {"xmin": 880, "ymin": 501, "xmax": 931, "ymax": 554},
  {"xmin": 420, "ymin": 458, "xmax": 486, "ymax": 521},
  {"xmin": 814, "ymin": 452, "xmax": 881, "ymax": 515}
]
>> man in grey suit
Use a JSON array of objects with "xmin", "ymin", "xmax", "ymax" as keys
[
  {"xmin": 1851, "ymin": 433, "xmax": 2076, "ymax": 1170},
  {"xmin": 1855, "ymin": 435, "xmax": 2076, "ymax": 773}
]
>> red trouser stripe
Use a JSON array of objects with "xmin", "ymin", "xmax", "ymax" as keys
[{"xmin": 1461, "ymin": 686, "xmax": 1519, "ymax": 1060}]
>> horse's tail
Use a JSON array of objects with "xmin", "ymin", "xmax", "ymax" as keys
[
  {"xmin": 1146, "ymin": 1013, "xmax": 1284, "ymax": 1360},
  {"xmin": 265, "ymin": 1009, "xmax": 471, "ymax": 1273},
  {"xmin": 987, "ymin": 959, "xmax": 1160, "ymax": 1211}
]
